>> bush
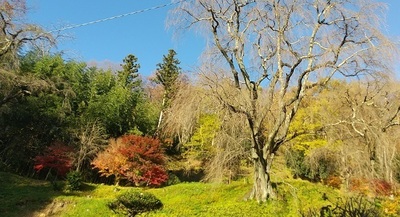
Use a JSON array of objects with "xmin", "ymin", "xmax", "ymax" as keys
[
  {"xmin": 165, "ymin": 172, "xmax": 181, "ymax": 186},
  {"xmin": 307, "ymin": 148, "xmax": 339, "ymax": 181},
  {"xmin": 66, "ymin": 171, "xmax": 83, "ymax": 191},
  {"xmin": 285, "ymin": 147, "xmax": 340, "ymax": 182},
  {"xmin": 349, "ymin": 178, "xmax": 392, "ymax": 196},
  {"xmin": 323, "ymin": 176, "xmax": 342, "ymax": 189},
  {"xmin": 301, "ymin": 195, "xmax": 382, "ymax": 217},
  {"xmin": 33, "ymin": 142, "xmax": 73, "ymax": 178},
  {"xmin": 370, "ymin": 179, "xmax": 392, "ymax": 196},
  {"xmin": 285, "ymin": 148, "xmax": 310, "ymax": 180},
  {"xmin": 51, "ymin": 180, "xmax": 65, "ymax": 191},
  {"xmin": 92, "ymin": 135, "xmax": 168, "ymax": 187},
  {"xmin": 107, "ymin": 191, "xmax": 163, "ymax": 217}
]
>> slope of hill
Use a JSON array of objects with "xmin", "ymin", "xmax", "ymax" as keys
[{"xmin": 1, "ymin": 171, "xmax": 396, "ymax": 216}]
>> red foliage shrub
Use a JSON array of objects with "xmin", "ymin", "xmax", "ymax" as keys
[
  {"xmin": 349, "ymin": 177, "xmax": 393, "ymax": 196},
  {"xmin": 92, "ymin": 135, "xmax": 168, "ymax": 187},
  {"xmin": 370, "ymin": 179, "xmax": 392, "ymax": 196},
  {"xmin": 34, "ymin": 142, "xmax": 73, "ymax": 177}
]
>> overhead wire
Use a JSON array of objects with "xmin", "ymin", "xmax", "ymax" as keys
[
  {"xmin": 0, "ymin": 0, "xmax": 186, "ymax": 46},
  {"xmin": 47, "ymin": 0, "xmax": 185, "ymax": 33}
]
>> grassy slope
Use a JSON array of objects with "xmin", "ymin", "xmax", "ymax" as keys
[
  {"xmin": 0, "ymin": 172, "xmax": 342, "ymax": 217},
  {"xmin": 0, "ymin": 172, "xmax": 60, "ymax": 217}
]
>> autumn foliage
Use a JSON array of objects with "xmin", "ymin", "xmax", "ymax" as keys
[
  {"xmin": 92, "ymin": 135, "xmax": 168, "ymax": 187},
  {"xmin": 349, "ymin": 178, "xmax": 393, "ymax": 196},
  {"xmin": 33, "ymin": 142, "xmax": 73, "ymax": 177}
]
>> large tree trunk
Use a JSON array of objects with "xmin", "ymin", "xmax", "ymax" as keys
[{"xmin": 248, "ymin": 151, "xmax": 276, "ymax": 202}]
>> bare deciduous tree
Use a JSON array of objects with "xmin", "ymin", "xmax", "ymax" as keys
[
  {"xmin": 0, "ymin": 0, "xmax": 54, "ymax": 108},
  {"xmin": 325, "ymin": 79, "xmax": 400, "ymax": 184},
  {"xmin": 204, "ymin": 111, "xmax": 250, "ymax": 183},
  {"xmin": 73, "ymin": 121, "xmax": 108, "ymax": 173},
  {"xmin": 0, "ymin": 0, "xmax": 53, "ymax": 70},
  {"xmin": 171, "ymin": 0, "xmax": 395, "ymax": 201},
  {"xmin": 162, "ymin": 83, "xmax": 204, "ymax": 146}
]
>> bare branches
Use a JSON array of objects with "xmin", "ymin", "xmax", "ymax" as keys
[
  {"xmin": 73, "ymin": 121, "xmax": 107, "ymax": 172},
  {"xmin": 0, "ymin": 0, "xmax": 54, "ymax": 70},
  {"xmin": 170, "ymin": 0, "xmax": 397, "ymax": 201}
]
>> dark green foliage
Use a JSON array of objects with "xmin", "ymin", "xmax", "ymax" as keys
[
  {"xmin": 107, "ymin": 191, "xmax": 163, "ymax": 217},
  {"xmin": 51, "ymin": 180, "xmax": 65, "ymax": 191},
  {"xmin": 285, "ymin": 147, "xmax": 339, "ymax": 182},
  {"xmin": 153, "ymin": 49, "xmax": 182, "ymax": 136},
  {"xmin": 131, "ymin": 99, "xmax": 159, "ymax": 135},
  {"xmin": 118, "ymin": 54, "xmax": 141, "ymax": 88},
  {"xmin": 83, "ymin": 54, "xmax": 143, "ymax": 137},
  {"xmin": 154, "ymin": 49, "xmax": 181, "ymax": 108},
  {"xmin": 165, "ymin": 172, "xmax": 181, "ymax": 186},
  {"xmin": 285, "ymin": 148, "xmax": 311, "ymax": 180},
  {"xmin": 301, "ymin": 195, "xmax": 382, "ymax": 217},
  {"xmin": 66, "ymin": 171, "xmax": 83, "ymax": 191},
  {"xmin": 1, "ymin": 51, "xmax": 158, "ymax": 178}
]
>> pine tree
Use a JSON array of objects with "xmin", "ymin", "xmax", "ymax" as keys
[
  {"xmin": 118, "ymin": 54, "xmax": 141, "ymax": 89},
  {"xmin": 154, "ymin": 50, "xmax": 181, "ymax": 134}
]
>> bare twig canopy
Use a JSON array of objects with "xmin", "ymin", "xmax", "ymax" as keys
[{"xmin": 169, "ymin": 0, "xmax": 397, "ymax": 201}]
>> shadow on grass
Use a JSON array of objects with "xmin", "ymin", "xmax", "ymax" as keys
[{"xmin": 0, "ymin": 172, "xmax": 96, "ymax": 217}]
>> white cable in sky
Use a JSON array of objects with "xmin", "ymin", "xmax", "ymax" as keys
[{"xmin": 47, "ymin": 1, "xmax": 184, "ymax": 33}]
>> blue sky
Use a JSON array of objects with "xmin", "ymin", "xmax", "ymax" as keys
[
  {"xmin": 26, "ymin": 0, "xmax": 400, "ymax": 77},
  {"xmin": 27, "ymin": 0, "xmax": 205, "ymax": 76}
]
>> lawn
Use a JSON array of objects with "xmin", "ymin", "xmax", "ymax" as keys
[{"xmin": 0, "ymin": 171, "xmax": 345, "ymax": 217}]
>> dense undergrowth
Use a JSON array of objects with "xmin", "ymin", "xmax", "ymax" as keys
[{"xmin": 3, "ymin": 171, "xmax": 399, "ymax": 217}]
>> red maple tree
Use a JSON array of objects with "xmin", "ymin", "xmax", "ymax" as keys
[
  {"xmin": 33, "ymin": 142, "xmax": 73, "ymax": 177},
  {"xmin": 92, "ymin": 135, "xmax": 168, "ymax": 187}
]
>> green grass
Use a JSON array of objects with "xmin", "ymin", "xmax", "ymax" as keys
[
  {"xmin": 0, "ymin": 172, "xmax": 343, "ymax": 217},
  {"xmin": 0, "ymin": 172, "xmax": 60, "ymax": 217}
]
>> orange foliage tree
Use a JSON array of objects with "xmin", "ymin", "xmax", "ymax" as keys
[{"xmin": 92, "ymin": 135, "xmax": 168, "ymax": 186}]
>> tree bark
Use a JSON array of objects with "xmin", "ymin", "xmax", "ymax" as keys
[{"xmin": 247, "ymin": 145, "xmax": 276, "ymax": 202}]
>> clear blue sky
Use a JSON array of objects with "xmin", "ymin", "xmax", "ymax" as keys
[
  {"xmin": 26, "ymin": 0, "xmax": 205, "ymax": 76},
  {"xmin": 26, "ymin": 0, "xmax": 399, "ymax": 77}
]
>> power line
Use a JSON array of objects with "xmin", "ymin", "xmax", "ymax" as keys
[
  {"xmin": 48, "ymin": 1, "xmax": 184, "ymax": 33},
  {"xmin": 0, "ymin": 1, "xmax": 185, "ymax": 47}
]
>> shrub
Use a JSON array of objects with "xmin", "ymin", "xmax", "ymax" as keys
[
  {"xmin": 349, "ymin": 178, "xmax": 392, "ymax": 197},
  {"xmin": 285, "ymin": 147, "xmax": 340, "ymax": 182},
  {"xmin": 51, "ymin": 180, "xmax": 65, "ymax": 191},
  {"xmin": 370, "ymin": 179, "xmax": 392, "ymax": 196},
  {"xmin": 285, "ymin": 148, "xmax": 310, "ymax": 180},
  {"xmin": 323, "ymin": 176, "xmax": 342, "ymax": 189},
  {"xmin": 307, "ymin": 148, "xmax": 340, "ymax": 181},
  {"xmin": 107, "ymin": 191, "xmax": 163, "ymax": 216},
  {"xmin": 33, "ymin": 142, "xmax": 73, "ymax": 178},
  {"xmin": 165, "ymin": 172, "xmax": 181, "ymax": 186},
  {"xmin": 301, "ymin": 195, "xmax": 382, "ymax": 217},
  {"xmin": 66, "ymin": 171, "xmax": 83, "ymax": 191},
  {"xmin": 92, "ymin": 135, "xmax": 168, "ymax": 187},
  {"xmin": 349, "ymin": 178, "xmax": 370, "ymax": 195}
]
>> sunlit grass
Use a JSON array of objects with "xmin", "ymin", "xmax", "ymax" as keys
[{"xmin": 0, "ymin": 171, "xmax": 343, "ymax": 217}]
